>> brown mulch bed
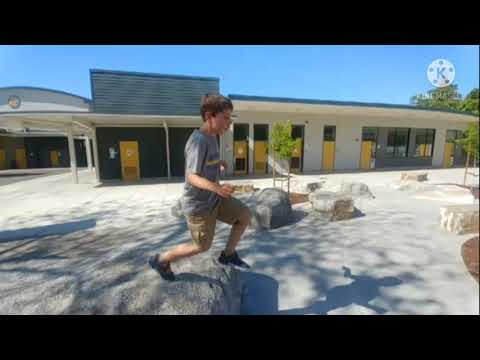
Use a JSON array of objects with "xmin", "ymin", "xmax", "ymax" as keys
[
  {"xmin": 461, "ymin": 236, "xmax": 479, "ymax": 283},
  {"xmin": 289, "ymin": 192, "xmax": 310, "ymax": 205}
]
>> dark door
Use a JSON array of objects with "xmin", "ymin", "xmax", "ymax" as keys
[{"xmin": 169, "ymin": 127, "xmax": 198, "ymax": 177}]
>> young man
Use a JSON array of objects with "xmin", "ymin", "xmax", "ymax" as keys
[{"xmin": 149, "ymin": 94, "xmax": 252, "ymax": 281}]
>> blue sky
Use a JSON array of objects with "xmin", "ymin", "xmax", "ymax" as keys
[{"xmin": 0, "ymin": 45, "xmax": 478, "ymax": 104}]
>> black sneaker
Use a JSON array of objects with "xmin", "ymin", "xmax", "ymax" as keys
[
  {"xmin": 149, "ymin": 255, "xmax": 175, "ymax": 282},
  {"xmin": 218, "ymin": 251, "xmax": 250, "ymax": 269}
]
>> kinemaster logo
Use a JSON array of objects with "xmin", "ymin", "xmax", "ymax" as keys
[{"xmin": 427, "ymin": 59, "xmax": 455, "ymax": 88}]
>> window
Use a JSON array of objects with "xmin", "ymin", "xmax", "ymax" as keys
[
  {"xmin": 292, "ymin": 125, "xmax": 304, "ymax": 140},
  {"xmin": 324, "ymin": 126, "xmax": 336, "ymax": 141},
  {"xmin": 386, "ymin": 128, "xmax": 410, "ymax": 158},
  {"xmin": 446, "ymin": 130, "xmax": 463, "ymax": 143},
  {"xmin": 414, "ymin": 129, "xmax": 435, "ymax": 157},
  {"xmin": 254, "ymin": 125, "xmax": 268, "ymax": 141},
  {"xmin": 234, "ymin": 124, "xmax": 249, "ymax": 141},
  {"xmin": 362, "ymin": 127, "xmax": 378, "ymax": 141}
]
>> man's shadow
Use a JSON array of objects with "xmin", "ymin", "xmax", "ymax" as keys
[
  {"xmin": 240, "ymin": 271, "xmax": 280, "ymax": 315},
  {"xmin": 279, "ymin": 266, "xmax": 402, "ymax": 315}
]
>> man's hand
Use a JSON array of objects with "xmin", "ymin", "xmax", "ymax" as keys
[
  {"xmin": 214, "ymin": 183, "xmax": 235, "ymax": 198},
  {"xmin": 219, "ymin": 160, "xmax": 228, "ymax": 173}
]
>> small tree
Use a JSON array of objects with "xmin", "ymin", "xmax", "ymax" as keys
[
  {"xmin": 270, "ymin": 121, "xmax": 301, "ymax": 194},
  {"xmin": 455, "ymin": 122, "xmax": 479, "ymax": 184}
]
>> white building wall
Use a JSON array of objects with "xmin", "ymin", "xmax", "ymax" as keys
[
  {"xmin": 223, "ymin": 109, "xmax": 473, "ymax": 174},
  {"xmin": 335, "ymin": 123, "xmax": 363, "ymax": 170}
]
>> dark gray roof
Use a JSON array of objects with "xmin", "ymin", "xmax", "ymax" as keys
[
  {"xmin": 90, "ymin": 69, "xmax": 219, "ymax": 115},
  {"xmin": 228, "ymin": 94, "xmax": 477, "ymax": 117},
  {"xmin": 90, "ymin": 69, "xmax": 219, "ymax": 82}
]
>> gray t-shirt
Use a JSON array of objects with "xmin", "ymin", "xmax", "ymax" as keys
[{"xmin": 181, "ymin": 129, "xmax": 220, "ymax": 216}]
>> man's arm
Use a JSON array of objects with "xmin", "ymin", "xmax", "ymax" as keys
[{"xmin": 187, "ymin": 173, "xmax": 234, "ymax": 198}]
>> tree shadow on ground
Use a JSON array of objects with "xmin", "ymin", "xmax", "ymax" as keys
[
  {"xmin": 278, "ymin": 266, "xmax": 402, "ymax": 315},
  {"xmin": 0, "ymin": 219, "xmax": 97, "ymax": 243}
]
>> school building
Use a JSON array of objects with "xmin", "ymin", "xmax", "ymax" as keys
[{"xmin": 0, "ymin": 69, "xmax": 477, "ymax": 183}]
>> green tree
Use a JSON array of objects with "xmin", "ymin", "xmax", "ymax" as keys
[
  {"xmin": 459, "ymin": 88, "xmax": 479, "ymax": 116},
  {"xmin": 270, "ymin": 120, "xmax": 301, "ymax": 194},
  {"xmin": 456, "ymin": 121, "xmax": 479, "ymax": 160}
]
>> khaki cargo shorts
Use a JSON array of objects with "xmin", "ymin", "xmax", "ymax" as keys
[{"xmin": 187, "ymin": 197, "xmax": 249, "ymax": 249}]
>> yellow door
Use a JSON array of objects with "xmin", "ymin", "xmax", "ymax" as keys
[
  {"xmin": 16, "ymin": 148, "xmax": 27, "ymax": 169},
  {"xmin": 0, "ymin": 149, "xmax": 6, "ymax": 170},
  {"xmin": 50, "ymin": 150, "xmax": 60, "ymax": 167},
  {"xmin": 234, "ymin": 140, "xmax": 248, "ymax": 175},
  {"xmin": 323, "ymin": 141, "xmax": 335, "ymax": 171},
  {"xmin": 419, "ymin": 143, "xmax": 426, "ymax": 157},
  {"xmin": 443, "ymin": 143, "xmax": 454, "ymax": 168},
  {"xmin": 120, "ymin": 141, "xmax": 140, "ymax": 181},
  {"xmin": 360, "ymin": 141, "xmax": 373, "ymax": 170},
  {"xmin": 254, "ymin": 141, "xmax": 268, "ymax": 175},
  {"xmin": 290, "ymin": 140, "xmax": 302, "ymax": 174}
]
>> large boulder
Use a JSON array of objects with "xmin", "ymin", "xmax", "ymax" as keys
[
  {"xmin": 63, "ymin": 253, "xmax": 243, "ymax": 315},
  {"xmin": 250, "ymin": 188, "xmax": 293, "ymax": 230},
  {"xmin": 309, "ymin": 191, "xmax": 355, "ymax": 221},
  {"xmin": 340, "ymin": 182, "xmax": 375, "ymax": 199}
]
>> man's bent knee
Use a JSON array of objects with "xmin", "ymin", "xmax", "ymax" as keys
[{"xmin": 194, "ymin": 236, "xmax": 213, "ymax": 253}]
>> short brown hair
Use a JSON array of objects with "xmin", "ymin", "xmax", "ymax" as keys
[{"xmin": 200, "ymin": 94, "xmax": 233, "ymax": 121}]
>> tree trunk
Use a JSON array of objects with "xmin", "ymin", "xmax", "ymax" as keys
[
  {"xmin": 287, "ymin": 159, "xmax": 291, "ymax": 194},
  {"xmin": 464, "ymin": 143, "xmax": 471, "ymax": 185},
  {"xmin": 273, "ymin": 150, "xmax": 276, "ymax": 188}
]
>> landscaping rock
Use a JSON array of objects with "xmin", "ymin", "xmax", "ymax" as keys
[
  {"xmin": 440, "ymin": 204, "xmax": 479, "ymax": 235},
  {"xmin": 401, "ymin": 172, "xmax": 428, "ymax": 182},
  {"xmin": 250, "ymin": 188, "xmax": 293, "ymax": 230},
  {"xmin": 305, "ymin": 181, "xmax": 326, "ymax": 193},
  {"xmin": 309, "ymin": 191, "xmax": 355, "ymax": 221},
  {"xmin": 340, "ymin": 182, "xmax": 375, "ymax": 199}
]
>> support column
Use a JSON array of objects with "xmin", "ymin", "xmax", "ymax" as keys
[
  {"xmin": 248, "ymin": 122, "xmax": 254, "ymax": 175},
  {"xmin": 66, "ymin": 126, "xmax": 78, "ymax": 184},
  {"xmin": 92, "ymin": 127, "xmax": 101, "ymax": 183},
  {"xmin": 163, "ymin": 121, "xmax": 171, "ymax": 180},
  {"xmin": 85, "ymin": 136, "xmax": 93, "ymax": 171}
]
